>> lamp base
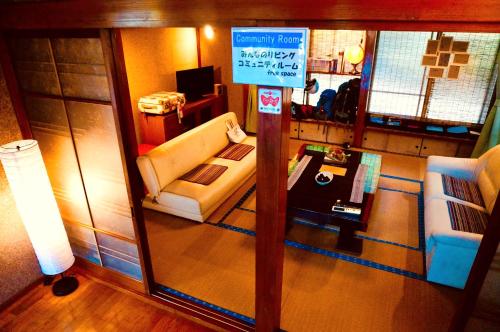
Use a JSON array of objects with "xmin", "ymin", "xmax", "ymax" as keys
[
  {"xmin": 52, "ymin": 275, "xmax": 79, "ymax": 296},
  {"xmin": 349, "ymin": 63, "xmax": 361, "ymax": 75}
]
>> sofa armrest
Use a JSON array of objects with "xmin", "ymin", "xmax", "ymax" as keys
[
  {"xmin": 429, "ymin": 229, "xmax": 482, "ymax": 250},
  {"xmin": 427, "ymin": 155, "xmax": 477, "ymax": 181},
  {"xmin": 137, "ymin": 155, "xmax": 161, "ymax": 198},
  {"xmin": 424, "ymin": 198, "xmax": 483, "ymax": 250}
]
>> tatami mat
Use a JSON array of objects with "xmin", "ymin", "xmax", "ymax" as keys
[
  {"xmin": 225, "ymin": 182, "xmax": 424, "ymax": 275},
  {"xmin": 280, "ymin": 252, "xmax": 459, "ymax": 332},
  {"xmin": 146, "ymin": 209, "xmax": 256, "ymax": 319},
  {"xmin": 362, "ymin": 188, "xmax": 421, "ymax": 249},
  {"xmin": 378, "ymin": 174, "xmax": 422, "ymax": 193},
  {"xmin": 144, "ymin": 150, "xmax": 461, "ymax": 331}
]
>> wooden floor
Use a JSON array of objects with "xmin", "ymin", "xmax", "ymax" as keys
[
  {"xmin": 0, "ymin": 273, "xmax": 215, "ymax": 332},
  {"xmin": 143, "ymin": 141, "xmax": 464, "ymax": 331}
]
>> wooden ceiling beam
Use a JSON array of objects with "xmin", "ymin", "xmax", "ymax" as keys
[{"xmin": 0, "ymin": 0, "xmax": 499, "ymax": 31}]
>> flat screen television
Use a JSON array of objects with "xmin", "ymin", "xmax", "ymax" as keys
[{"xmin": 176, "ymin": 66, "xmax": 214, "ymax": 101}]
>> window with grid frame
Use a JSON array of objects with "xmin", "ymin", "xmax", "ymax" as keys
[
  {"xmin": 425, "ymin": 32, "xmax": 500, "ymax": 123},
  {"xmin": 292, "ymin": 29, "xmax": 365, "ymax": 106},
  {"xmin": 368, "ymin": 31, "xmax": 500, "ymax": 124}
]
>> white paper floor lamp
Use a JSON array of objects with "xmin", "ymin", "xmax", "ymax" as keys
[{"xmin": 0, "ymin": 140, "xmax": 78, "ymax": 296}]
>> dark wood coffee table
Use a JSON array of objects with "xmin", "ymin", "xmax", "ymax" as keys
[{"xmin": 286, "ymin": 149, "xmax": 375, "ymax": 255}]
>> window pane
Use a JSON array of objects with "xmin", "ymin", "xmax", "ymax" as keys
[
  {"xmin": 369, "ymin": 91, "xmax": 423, "ymax": 117},
  {"xmin": 426, "ymin": 33, "xmax": 500, "ymax": 123},
  {"xmin": 292, "ymin": 29, "xmax": 366, "ymax": 107},
  {"xmin": 292, "ymin": 74, "xmax": 358, "ymax": 106},
  {"xmin": 292, "ymin": 87, "xmax": 305, "ymax": 104},
  {"xmin": 310, "ymin": 30, "xmax": 365, "ymax": 74},
  {"xmin": 368, "ymin": 31, "xmax": 432, "ymax": 116},
  {"xmin": 309, "ymin": 73, "xmax": 357, "ymax": 106}
]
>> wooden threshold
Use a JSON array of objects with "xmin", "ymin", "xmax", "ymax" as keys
[
  {"xmin": 72, "ymin": 257, "xmax": 145, "ymax": 294},
  {"xmin": 154, "ymin": 288, "xmax": 254, "ymax": 332}
]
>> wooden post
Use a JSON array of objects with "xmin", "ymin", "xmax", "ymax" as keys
[
  {"xmin": 449, "ymin": 195, "xmax": 500, "ymax": 331},
  {"xmin": 352, "ymin": 31, "xmax": 377, "ymax": 148},
  {"xmin": 102, "ymin": 29, "xmax": 155, "ymax": 294},
  {"xmin": 256, "ymin": 86, "xmax": 291, "ymax": 331},
  {"xmin": 196, "ymin": 27, "xmax": 202, "ymax": 68}
]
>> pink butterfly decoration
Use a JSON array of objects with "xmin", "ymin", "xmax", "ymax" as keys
[{"xmin": 260, "ymin": 95, "xmax": 280, "ymax": 106}]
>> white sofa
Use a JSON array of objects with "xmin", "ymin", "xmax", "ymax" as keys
[
  {"xmin": 424, "ymin": 144, "xmax": 500, "ymax": 288},
  {"xmin": 137, "ymin": 112, "xmax": 256, "ymax": 222}
]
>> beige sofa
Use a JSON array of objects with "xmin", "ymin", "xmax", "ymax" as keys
[{"xmin": 137, "ymin": 112, "xmax": 256, "ymax": 222}]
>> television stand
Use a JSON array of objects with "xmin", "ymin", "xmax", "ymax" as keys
[
  {"xmin": 182, "ymin": 94, "xmax": 225, "ymax": 127},
  {"xmin": 139, "ymin": 94, "xmax": 226, "ymax": 145}
]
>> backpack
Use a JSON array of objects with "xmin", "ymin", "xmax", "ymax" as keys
[
  {"xmin": 291, "ymin": 101, "xmax": 313, "ymax": 120},
  {"xmin": 316, "ymin": 89, "xmax": 336, "ymax": 120},
  {"xmin": 312, "ymin": 106, "xmax": 329, "ymax": 121},
  {"xmin": 332, "ymin": 78, "xmax": 360, "ymax": 124}
]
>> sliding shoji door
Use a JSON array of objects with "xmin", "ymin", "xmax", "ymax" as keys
[{"xmin": 7, "ymin": 32, "xmax": 142, "ymax": 281}]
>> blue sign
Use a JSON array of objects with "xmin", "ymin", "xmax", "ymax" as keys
[{"xmin": 232, "ymin": 27, "xmax": 308, "ymax": 88}]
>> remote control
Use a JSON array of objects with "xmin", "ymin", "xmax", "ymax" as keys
[{"xmin": 332, "ymin": 200, "xmax": 361, "ymax": 215}]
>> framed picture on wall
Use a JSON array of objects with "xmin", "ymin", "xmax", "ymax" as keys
[
  {"xmin": 422, "ymin": 55, "xmax": 437, "ymax": 66},
  {"xmin": 437, "ymin": 52, "xmax": 451, "ymax": 67},
  {"xmin": 448, "ymin": 65, "xmax": 461, "ymax": 79},
  {"xmin": 453, "ymin": 53, "xmax": 470, "ymax": 65},
  {"xmin": 439, "ymin": 36, "xmax": 453, "ymax": 52},
  {"xmin": 425, "ymin": 40, "xmax": 439, "ymax": 55},
  {"xmin": 451, "ymin": 41, "xmax": 469, "ymax": 53},
  {"xmin": 429, "ymin": 67, "xmax": 445, "ymax": 78}
]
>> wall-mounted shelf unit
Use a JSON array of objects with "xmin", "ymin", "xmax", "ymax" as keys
[
  {"xmin": 306, "ymin": 70, "xmax": 362, "ymax": 76},
  {"xmin": 291, "ymin": 119, "xmax": 353, "ymax": 146},
  {"xmin": 362, "ymin": 126, "xmax": 476, "ymax": 157}
]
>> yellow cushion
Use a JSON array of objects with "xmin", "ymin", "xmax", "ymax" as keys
[{"xmin": 476, "ymin": 144, "xmax": 500, "ymax": 214}]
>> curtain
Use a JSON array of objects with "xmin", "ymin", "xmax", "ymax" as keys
[
  {"xmin": 245, "ymin": 84, "xmax": 258, "ymax": 133},
  {"xmin": 472, "ymin": 101, "xmax": 500, "ymax": 157}
]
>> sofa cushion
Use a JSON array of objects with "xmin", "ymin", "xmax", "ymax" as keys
[
  {"xmin": 424, "ymin": 198, "xmax": 483, "ymax": 251},
  {"xmin": 447, "ymin": 201, "xmax": 488, "ymax": 234},
  {"xmin": 216, "ymin": 143, "xmax": 255, "ymax": 161},
  {"xmin": 424, "ymin": 172, "xmax": 486, "ymax": 212},
  {"xmin": 442, "ymin": 174, "xmax": 484, "ymax": 207},
  {"xmin": 137, "ymin": 112, "xmax": 238, "ymax": 197},
  {"xmin": 475, "ymin": 144, "xmax": 500, "ymax": 214},
  {"xmin": 179, "ymin": 163, "xmax": 228, "ymax": 185},
  {"xmin": 156, "ymin": 135, "xmax": 256, "ymax": 217}
]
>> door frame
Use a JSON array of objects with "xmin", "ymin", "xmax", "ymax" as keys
[{"xmin": 1, "ymin": 6, "xmax": 500, "ymax": 328}]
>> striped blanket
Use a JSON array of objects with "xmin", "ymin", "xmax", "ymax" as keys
[
  {"xmin": 179, "ymin": 164, "xmax": 227, "ymax": 185},
  {"xmin": 447, "ymin": 201, "xmax": 488, "ymax": 234},
  {"xmin": 442, "ymin": 175, "xmax": 484, "ymax": 207},
  {"xmin": 216, "ymin": 143, "xmax": 255, "ymax": 161}
]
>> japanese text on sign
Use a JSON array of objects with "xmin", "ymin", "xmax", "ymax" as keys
[{"xmin": 232, "ymin": 28, "xmax": 308, "ymax": 88}]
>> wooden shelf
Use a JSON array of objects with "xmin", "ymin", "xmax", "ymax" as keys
[
  {"xmin": 139, "ymin": 94, "xmax": 225, "ymax": 145},
  {"xmin": 307, "ymin": 70, "xmax": 361, "ymax": 76},
  {"xmin": 291, "ymin": 118, "xmax": 354, "ymax": 128},
  {"xmin": 365, "ymin": 125, "xmax": 478, "ymax": 143}
]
